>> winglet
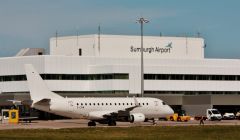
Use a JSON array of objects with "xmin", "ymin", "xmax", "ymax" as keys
[{"xmin": 133, "ymin": 96, "xmax": 141, "ymax": 107}]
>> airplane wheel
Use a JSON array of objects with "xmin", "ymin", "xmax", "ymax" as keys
[
  {"xmin": 108, "ymin": 120, "xmax": 116, "ymax": 126},
  {"xmin": 152, "ymin": 120, "xmax": 157, "ymax": 125},
  {"xmin": 88, "ymin": 121, "xmax": 96, "ymax": 126},
  {"xmin": 177, "ymin": 117, "xmax": 181, "ymax": 122}
]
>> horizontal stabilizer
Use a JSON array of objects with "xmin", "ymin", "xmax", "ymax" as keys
[{"xmin": 35, "ymin": 99, "xmax": 51, "ymax": 106}]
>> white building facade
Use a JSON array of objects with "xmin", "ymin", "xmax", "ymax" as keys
[{"xmin": 1, "ymin": 35, "xmax": 240, "ymax": 116}]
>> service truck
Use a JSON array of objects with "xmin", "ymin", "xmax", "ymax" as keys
[{"xmin": 207, "ymin": 109, "xmax": 222, "ymax": 121}]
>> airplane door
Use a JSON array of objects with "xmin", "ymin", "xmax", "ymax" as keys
[
  {"xmin": 68, "ymin": 100, "xmax": 74, "ymax": 112},
  {"xmin": 154, "ymin": 101, "xmax": 159, "ymax": 111}
]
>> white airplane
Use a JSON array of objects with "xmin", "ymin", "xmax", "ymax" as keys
[{"xmin": 24, "ymin": 64, "xmax": 174, "ymax": 126}]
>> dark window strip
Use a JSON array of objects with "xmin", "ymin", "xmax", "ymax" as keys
[
  {"xmin": 41, "ymin": 74, "xmax": 129, "ymax": 80},
  {"xmin": 144, "ymin": 90, "xmax": 240, "ymax": 95},
  {"xmin": 0, "ymin": 75, "xmax": 27, "ymax": 82},
  {"xmin": 2, "ymin": 73, "xmax": 240, "ymax": 82},
  {"xmin": 144, "ymin": 74, "xmax": 239, "ymax": 81},
  {"xmin": 0, "ymin": 73, "xmax": 129, "ymax": 82},
  {"xmin": 56, "ymin": 90, "xmax": 129, "ymax": 94}
]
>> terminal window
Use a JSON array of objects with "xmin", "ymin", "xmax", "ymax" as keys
[{"xmin": 79, "ymin": 49, "xmax": 82, "ymax": 56}]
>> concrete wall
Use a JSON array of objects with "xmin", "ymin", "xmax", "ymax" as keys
[
  {"xmin": 212, "ymin": 95, "xmax": 240, "ymax": 105},
  {"xmin": 50, "ymin": 35, "xmax": 204, "ymax": 59},
  {"xmin": 2, "ymin": 56, "xmax": 240, "ymax": 94}
]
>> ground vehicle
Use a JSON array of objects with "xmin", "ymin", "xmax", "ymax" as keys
[
  {"xmin": 222, "ymin": 113, "xmax": 235, "ymax": 120},
  {"xmin": 168, "ymin": 110, "xmax": 191, "ymax": 122},
  {"xmin": 207, "ymin": 109, "xmax": 222, "ymax": 121},
  {"xmin": 236, "ymin": 112, "xmax": 240, "ymax": 120}
]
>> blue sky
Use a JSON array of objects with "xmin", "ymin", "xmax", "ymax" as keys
[{"xmin": 0, "ymin": 0, "xmax": 240, "ymax": 58}]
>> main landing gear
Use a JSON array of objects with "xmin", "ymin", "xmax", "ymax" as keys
[
  {"xmin": 88, "ymin": 121, "xmax": 96, "ymax": 126},
  {"xmin": 108, "ymin": 119, "xmax": 116, "ymax": 126},
  {"xmin": 152, "ymin": 119, "xmax": 157, "ymax": 125},
  {"xmin": 88, "ymin": 120, "xmax": 116, "ymax": 126}
]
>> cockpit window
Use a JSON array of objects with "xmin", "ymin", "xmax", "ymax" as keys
[
  {"xmin": 212, "ymin": 110, "xmax": 220, "ymax": 114},
  {"xmin": 162, "ymin": 102, "xmax": 166, "ymax": 105}
]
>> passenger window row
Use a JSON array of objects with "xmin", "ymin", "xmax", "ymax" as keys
[{"xmin": 76, "ymin": 102, "xmax": 149, "ymax": 106}]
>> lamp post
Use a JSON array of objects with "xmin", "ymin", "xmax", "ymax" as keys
[{"xmin": 136, "ymin": 17, "xmax": 149, "ymax": 97}]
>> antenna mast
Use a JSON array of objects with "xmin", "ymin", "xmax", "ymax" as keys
[
  {"xmin": 136, "ymin": 17, "xmax": 149, "ymax": 97},
  {"xmin": 77, "ymin": 27, "xmax": 79, "ymax": 46},
  {"xmin": 98, "ymin": 25, "xmax": 101, "ymax": 54},
  {"xmin": 55, "ymin": 30, "xmax": 58, "ymax": 47},
  {"xmin": 185, "ymin": 34, "xmax": 188, "ymax": 55}
]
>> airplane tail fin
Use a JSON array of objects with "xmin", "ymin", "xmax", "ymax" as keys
[{"xmin": 24, "ymin": 64, "xmax": 63, "ymax": 104}]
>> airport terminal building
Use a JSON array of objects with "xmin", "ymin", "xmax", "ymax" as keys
[{"xmin": 1, "ymin": 34, "xmax": 240, "ymax": 116}]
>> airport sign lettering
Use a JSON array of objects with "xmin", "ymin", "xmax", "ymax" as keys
[{"xmin": 130, "ymin": 46, "xmax": 172, "ymax": 54}]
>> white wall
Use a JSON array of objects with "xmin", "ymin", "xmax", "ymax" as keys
[
  {"xmin": 50, "ymin": 35, "xmax": 96, "ymax": 56},
  {"xmin": 0, "ymin": 56, "xmax": 44, "ymax": 75},
  {"xmin": 1, "ymin": 56, "xmax": 240, "ymax": 94},
  {"xmin": 50, "ymin": 35, "xmax": 204, "ymax": 59},
  {"xmin": 145, "ymin": 80, "xmax": 240, "ymax": 91}
]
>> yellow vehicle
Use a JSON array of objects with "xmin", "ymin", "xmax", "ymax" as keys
[
  {"xmin": 8, "ymin": 109, "xmax": 19, "ymax": 124},
  {"xmin": 167, "ymin": 110, "xmax": 191, "ymax": 122}
]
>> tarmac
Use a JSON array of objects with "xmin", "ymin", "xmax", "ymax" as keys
[{"xmin": 1, "ymin": 119, "xmax": 240, "ymax": 130}]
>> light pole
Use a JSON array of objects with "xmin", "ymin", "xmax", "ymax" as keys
[{"xmin": 136, "ymin": 17, "xmax": 149, "ymax": 97}]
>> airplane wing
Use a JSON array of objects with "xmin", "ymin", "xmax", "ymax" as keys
[
  {"xmin": 88, "ymin": 110, "xmax": 118, "ymax": 120},
  {"xmin": 89, "ymin": 97, "xmax": 141, "ymax": 120},
  {"xmin": 125, "ymin": 97, "xmax": 141, "ymax": 111},
  {"xmin": 106, "ymin": 96, "xmax": 141, "ymax": 117},
  {"xmin": 89, "ymin": 106, "xmax": 140, "ymax": 120},
  {"xmin": 107, "ymin": 104, "xmax": 140, "ymax": 118}
]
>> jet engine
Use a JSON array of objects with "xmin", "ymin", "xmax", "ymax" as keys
[{"xmin": 129, "ymin": 113, "xmax": 145, "ymax": 123}]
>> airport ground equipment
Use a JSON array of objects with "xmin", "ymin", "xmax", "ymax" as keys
[
  {"xmin": 222, "ymin": 113, "xmax": 235, "ymax": 120},
  {"xmin": 1, "ymin": 109, "xmax": 9, "ymax": 123},
  {"xmin": 167, "ymin": 110, "xmax": 191, "ymax": 122},
  {"xmin": 206, "ymin": 109, "xmax": 222, "ymax": 121},
  {"xmin": 236, "ymin": 111, "xmax": 240, "ymax": 120},
  {"xmin": 8, "ymin": 109, "xmax": 19, "ymax": 124}
]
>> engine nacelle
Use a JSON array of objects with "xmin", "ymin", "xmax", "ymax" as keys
[{"xmin": 129, "ymin": 113, "xmax": 145, "ymax": 123}]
